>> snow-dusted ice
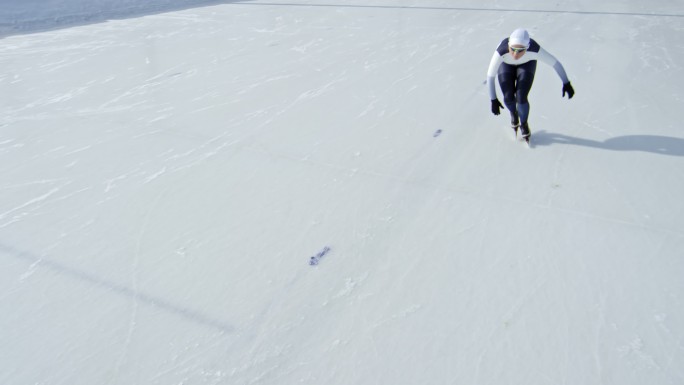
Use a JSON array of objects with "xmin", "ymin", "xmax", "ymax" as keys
[{"xmin": 1, "ymin": 0, "xmax": 684, "ymax": 384}]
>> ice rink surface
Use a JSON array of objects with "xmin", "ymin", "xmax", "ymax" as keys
[{"xmin": 1, "ymin": 1, "xmax": 684, "ymax": 384}]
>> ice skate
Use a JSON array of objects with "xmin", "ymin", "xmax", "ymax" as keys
[
  {"xmin": 520, "ymin": 122, "xmax": 531, "ymax": 145},
  {"xmin": 511, "ymin": 112, "xmax": 520, "ymax": 136}
]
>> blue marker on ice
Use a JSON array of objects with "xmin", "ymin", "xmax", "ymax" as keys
[{"xmin": 309, "ymin": 246, "xmax": 331, "ymax": 266}]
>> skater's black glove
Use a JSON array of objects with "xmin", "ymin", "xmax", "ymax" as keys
[
  {"xmin": 491, "ymin": 99, "xmax": 504, "ymax": 115},
  {"xmin": 562, "ymin": 82, "xmax": 574, "ymax": 99}
]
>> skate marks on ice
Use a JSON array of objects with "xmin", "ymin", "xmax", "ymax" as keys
[
  {"xmin": 531, "ymin": 131, "xmax": 684, "ymax": 156},
  {"xmin": 0, "ymin": 243, "xmax": 236, "ymax": 333}
]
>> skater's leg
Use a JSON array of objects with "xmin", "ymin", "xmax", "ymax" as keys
[
  {"xmin": 515, "ymin": 61, "xmax": 537, "ymax": 138},
  {"xmin": 517, "ymin": 103, "xmax": 529, "ymax": 125},
  {"xmin": 515, "ymin": 61, "xmax": 537, "ymax": 125},
  {"xmin": 497, "ymin": 63, "xmax": 517, "ymax": 119}
]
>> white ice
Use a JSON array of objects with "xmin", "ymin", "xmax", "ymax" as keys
[{"xmin": 1, "ymin": 0, "xmax": 684, "ymax": 384}]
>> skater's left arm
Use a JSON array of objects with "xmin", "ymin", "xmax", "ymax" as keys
[{"xmin": 537, "ymin": 47, "xmax": 574, "ymax": 98}]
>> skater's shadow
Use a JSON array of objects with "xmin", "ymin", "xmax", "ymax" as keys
[{"xmin": 532, "ymin": 130, "xmax": 684, "ymax": 157}]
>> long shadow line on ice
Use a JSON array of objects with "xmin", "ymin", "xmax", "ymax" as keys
[
  {"xmin": 0, "ymin": 242, "xmax": 235, "ymax": 333},
  {"xmin": 531, "ymin": 130, "xmax": 684, "ymax": 156},
  {"xmin": 248, "ymin": 3, "xmax": 684, "ymax": 18}
]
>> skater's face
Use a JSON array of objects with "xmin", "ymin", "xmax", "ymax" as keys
[{"xmin": 508, "ymin": 44, "xmax": 527, "ymax": 60}]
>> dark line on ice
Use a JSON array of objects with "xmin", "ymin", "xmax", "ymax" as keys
[
  {"xmin": 0, "ymin": 243, "xmax": 235, "ymax": 334},
  {"xmin": 241, "ymin": 3, "xmax": 684, "ymax": 18}
]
